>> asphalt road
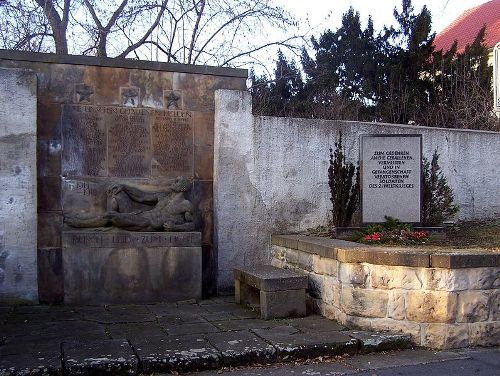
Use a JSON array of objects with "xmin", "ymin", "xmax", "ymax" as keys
[{"xmin": 195, "ymin": 347, "xmax": 500, "ymax": 376}]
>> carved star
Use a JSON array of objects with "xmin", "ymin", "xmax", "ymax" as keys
[
  {"xmin": 76, "ymin": 84, "xmax": 93, "ymax": 102},
  {"xmin": 166, "ymin": 91, "xmax": 181, "ymax": 109},
  {"xmin": 122, "ymin": 88, "xmax": 139, "ymax": 105}
]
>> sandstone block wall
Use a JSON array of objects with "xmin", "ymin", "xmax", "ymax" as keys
[{"xmin": 270, "ymin": 235, "xmax": 500, "ymax": 349}]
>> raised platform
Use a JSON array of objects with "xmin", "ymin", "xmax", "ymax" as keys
[
  {"xmin": 62, "ymin": 231, "xmax": 202, "ymax": 304},
  {"xmin": 271, "ymin": 234, "xmax": 499, "ymax": 349}
]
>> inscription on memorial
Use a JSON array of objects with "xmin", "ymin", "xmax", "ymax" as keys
[
  {"xmin": 367, "ymin": 150, "xmax": 415, "ymax": 189},
  {"xmin": 62, "ymin": 106, "xmax": 106, "ymax": 176},
  {"xmin": 62, "ymin": 105, "xmax": 194, "ymax": 178},
  {"xmin": 361, "ymin": 135, "xmax": 422, "ymax": 223},
  {"xmin": 64, "ymin": 231, "xmax": 201, "ymax": 248},
  {"xmin": 108, "ymin": 113, "xmax": 151, "ymax": 177},
  {"xmin": 152, "ymin": 110, "xmax": 193, "ymax": 177}
]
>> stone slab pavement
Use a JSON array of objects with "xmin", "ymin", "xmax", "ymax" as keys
[
  {"xmin": 196, "ymin": 347, "xmax": 500, "ymax": 376},
  {"xmin": 0, "ymin": 297, "xmax": 411, "ymax": 375}
]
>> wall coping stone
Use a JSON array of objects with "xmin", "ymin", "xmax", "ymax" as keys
[
  {"xmin": 0, "ymin": 50, "xmax": 248, "ymax": 78},
  {"xmin": 272, "ymin": 235, "xmax": 499, "ymax": 269}
]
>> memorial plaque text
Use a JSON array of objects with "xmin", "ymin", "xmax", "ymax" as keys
[{"xmin": 361, "ymin": 134, "xmax": 422, "ymax": 223}]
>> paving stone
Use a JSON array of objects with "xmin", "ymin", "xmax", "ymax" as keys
[
  {"xmin": 0, "ymin": 348, "xmax": 61, "ymax": 376},
  {"xmin": 347, "ymin": 330, "xmax": 413, "ymax": 352},
  {"xmin": 80, "ymin": 305, "xmax": 155, "ymax": 324},
  {"xmin": 132, "ymin": 334, "xmax": 221, "ymax": 373},
  {"xmin": 156, "ymin": 312, "xmax": 207, "ymax": 325},
  {"xmin": 1, "ymin": 321, "xmax": 107, "ymax": 345},
  {"xmin": 212, "ymin": 318, "xmax": 285, "ymax": 332},
  {"xmin": 204, "ymin": 330, "xmax": 276, "ymax": 366},
  {"xmin": 106, "ymin": 322, "xmax": 167, "ymax": 341},
  {"xmin": 148, "ymin": 304, "xmax": 210, "ymax": 318},
  {"xmin": 251, "ymin": 326, "xmax": 359, "ymax": 360},
  {"xmin": 163, "ymin": 322, "xmax": 221, "ymax": 336},
  {"xmin": 201, "ymin": 312, "xmax": 241, "ymax": 322},
  {"xmin": 286, "ymin": 315, "xmax": 346, "ymax": 332},
  {"xmin": 203, "ymin": 304, "xmax": 259, "ymax": 319},
  {"xmin": 62, "ymin": 339, "xmax": 137, "ymax": 375},
  {"xmin": 198, "ymin": 297, "xmax": 235, "ymax": 305}
]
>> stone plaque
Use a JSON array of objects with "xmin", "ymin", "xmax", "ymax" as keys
[
  {"xmin": 62, "ymin": 105, "xmax": 194, "ymax": 178},
  {"xmin": 108, "ymin": 112, "xmax": 151, "ymax": 177},
  {"xmin": 360, "ymin": 134, "xmax": 422, "ymax": 223},
  {"xmin": 62, "ymin": 105, "xmax": 107, "ymax": 176},
  {"xmin": 63, "ymin": 231, "xmax": 202, "ymax": 304},
  {"xmin": 152, "ymin": 110, "xmax": 194, "ymax": 178}
]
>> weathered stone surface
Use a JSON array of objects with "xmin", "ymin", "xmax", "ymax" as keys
[
  {"xmin": 133, "ymin": 334, "xmax": 221, "ymax": 373},
  {"xmin": 341, "ymin": 287, "xmax": 388, "ymax": 318},
  {"xmin": 313, "ymin": 256, "xmax": 338, "ymax": 276},
  {"xmin": 260, "ymin": 289, "xmax": 306, "ymax": 319},
  {"xmin": 296, "ymin": 250, "xmax": 313, "ymax": 271},
  {"xmin": 422, "ymin": 323, "xmax": 469, "ymax": 349},
  {"xmin": 63, "ymin": 232, "xmax": 202, "ymax": 304},
  {"xmin": 307, "ymin": 273, "xmax": 324, "ymax": 299},
  {"xmin": 234, "ymin": 265, "xmax": 307, "ymax": 292},
  {"xmin": 431, "ymin": 253, "xmax": 500, "ymax": 268},
  {"xmin": 456, "ymin": 291, "xmax": 490, "ymax": 322},
  {"xmin": 251, "ymin": 326, "xmax": 358, "ymax": 360},
  {"xmin": 270, "ymin": 235, "xmax": 301, "ymax": 250},
  {"xmin": 62, "ymin": 339, "xmax": 138, "ymax": 375},
  {"xmin": 286, "ymin": 315, "xmax": 345, "ymax": 332},
  {"xmin": 467, "ymin": 267, "xmax": 500, "ymax": 290},
  {"xmin": 370, "ymin": 265, "xmax": 422, "ymax": 290},
  {"xmin": 387, "ymin": 291, "xmax": 406, "ymax": 320},
  {"xmin": 37, "ymin": 247, "xmax": 64, "ymax": 304},
  {"xmin": 468, "ymin": 322, "xmax": 500, "ymax": 347},
  {"xmin": 491, "ymin": 289, "xmax": 500, "ymax": 321},
  {"xmin": 296, "ymin": 237, "xmax": 342, "ymax": 258},
  {"xmin": 347, "ymin": 330, "xmax": 412, "ymax": 352},
  {"xmin": 370, "ymin": 318, "xmax": 422, "ymax": 342},
  {"xmin": 420, "ymin": 268, "xmax": 469, "ymax": 291},
  {"xmin": 321, "ymin": 276, "xmax": 341, "ymax": 307},
  {"xmin": 0, "ymin": 343, "xmax": 61, "ymax": 376},
  {"xmin": 339, "ymin": 263, "xmax": 369, "ymax": 287},
  {"xmin": 0, "ymin": 68, "xmax": 38, "ymax": 302},
  {"xmin": 406, "ymin": 291, "xmax": 458, "ymax": 323},
  {"xmin": 204, "ymin": 330, "xmax": 276, "ymax": 366}
]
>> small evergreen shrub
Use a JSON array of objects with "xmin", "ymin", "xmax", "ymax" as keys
[
  {"xmin": 422, "ymin": 149, "xmax": 459, "ymax": 226},
  {"xmin": 328, "ymin": 133, "xmax": 360, "ymax": 227}
]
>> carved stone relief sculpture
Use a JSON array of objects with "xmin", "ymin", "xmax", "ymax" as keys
[{"xmin": 64, "ymin": 176, "xmax": 196, "ymax": 232}]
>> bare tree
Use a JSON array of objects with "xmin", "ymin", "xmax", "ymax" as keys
[{"xmin": 0, "ymin": 0, "xmax": 302, "ymax": 67}]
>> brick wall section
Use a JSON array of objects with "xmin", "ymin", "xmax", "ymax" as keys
[{"xmin": 271, "ymin": 235, "xmax": 500, "ymax": 349}]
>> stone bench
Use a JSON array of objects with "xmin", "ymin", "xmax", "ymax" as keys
[{"xmin": 234, "ymin": 265, "xmax": 307, "ymax": 320}]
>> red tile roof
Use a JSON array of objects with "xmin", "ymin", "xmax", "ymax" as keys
[{"xmin": 433, "ymin": 0, "xmax": 500, "ymax": 53}]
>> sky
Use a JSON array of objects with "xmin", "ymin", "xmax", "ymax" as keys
[
  {"xmin": 252, "ymin": 0, "xmax": 491, "ymax": 74},
  {"xmin": 273, "ymin": 0, "xmax": 491, "ymax": 34}
]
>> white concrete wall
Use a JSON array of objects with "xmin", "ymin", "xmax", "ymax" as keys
[
  {"xmin": 214, "ymin": 89, "xmax": 500, "ymax": 291},
  {"xmin": 0, "ymin": 68, "xmax": 38, "ymax": 301}
]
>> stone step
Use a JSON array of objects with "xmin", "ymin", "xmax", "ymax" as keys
[{"xmin": 0, "ymin": 329, "xmax": 412, "ymax": 375}]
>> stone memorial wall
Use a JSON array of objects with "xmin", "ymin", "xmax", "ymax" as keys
[{"xmin": 0, "ymin": 51, "xmax": 247, "ymax": 303}]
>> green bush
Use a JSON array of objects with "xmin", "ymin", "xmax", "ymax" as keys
[
  {"xmin": 422, "ymin": 149, "xmax": 459, "ymax": 226},
  {"xmin": 328, "ymin": 133, "xmax": 360, "ymax": 227}
]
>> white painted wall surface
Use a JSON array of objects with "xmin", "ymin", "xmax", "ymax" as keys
[
  {"xmin": 0, "ymin": 68, "xmax": 38, "ymax": 301},
  {"xmin": 214, "ymin": 89, "xmax": 500, "ymax": 291}
]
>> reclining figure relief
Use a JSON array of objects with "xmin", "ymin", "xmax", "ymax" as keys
[{"xmin": 64, "ymin": 176, "xmax": 196, "ymax": 232}]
